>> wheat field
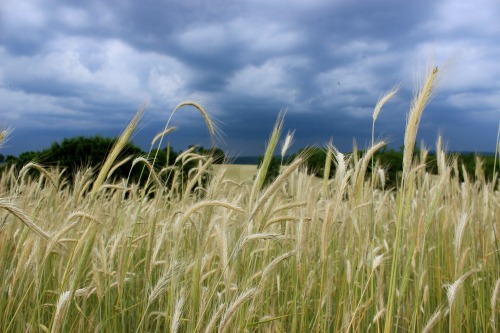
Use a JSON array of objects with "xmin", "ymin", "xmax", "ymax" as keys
[{"xmin": 0, "ymin": 67, "xmax": 499, "ymax": 332}]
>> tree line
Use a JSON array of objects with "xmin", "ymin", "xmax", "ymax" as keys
[
  {"xmin": 0, "ymin": 136, "xmax": 225, "ymax": 186},
  {"xmin": 1, "ymin": 136, "xmax": 496, "ymax": 188},
  {"xmin": 290, "ymin": 145, "xmax": 497, "ymax": 188}
]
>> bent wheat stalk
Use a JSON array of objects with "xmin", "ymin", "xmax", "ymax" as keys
[{"xmin": 0, "ymin": 199, "xmax": 52, "ymax": 241}]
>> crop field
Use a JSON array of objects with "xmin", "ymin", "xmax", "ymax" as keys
[{"xmin": 0, "ymin": 67, "xmax": 499, "ymax": 332}]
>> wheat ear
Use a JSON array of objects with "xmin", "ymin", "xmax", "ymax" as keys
[
  {"xmin": 250, "ymin": 110, "xmax": 286, "ymax": 202},
  {"xmin": 0, "ymin": 199, "xmax": 52, "ymax": 241},
  {"xmin": 218, "ymin": 288, "xmax": 256, "ymax": 333},
  {"xmin": 92, "ymin": 105, "xmax": 144, "ymax": 195},
  {"xmin": 403, "ymin": 66, "xmax": 439, "ymax": 177},
  {"xmin": 0, "ymin": 127, "xmax": 12, "ymax": 147},
  {"xmin": 491, "ymin": 278, "xmax": 500, "ymax": 332},
  {"xmin": 373, "ymin": 84, "xmax": 400, "ymax": 123}
]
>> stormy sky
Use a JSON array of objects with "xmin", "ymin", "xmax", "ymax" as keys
[{"xmin": 1, "ymin": 0, "xmax": 499, "ymax": 157}]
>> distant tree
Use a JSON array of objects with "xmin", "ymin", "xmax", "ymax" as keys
[
  {"xmin": 46, "ymin": 136, "xmax": 144, "ymax": 181},
  {"xmin": 205, "ymin": 147, "xmax": 226, "ymax": 164},
  {"xmin": 481, "ymin": 154, "xmax": 496, "ymax": 181},
  {"xmin": 1, "ymin": 138, "xmax": 229, "ymax": 191},
  {"xmin": 17, "ymin": 151, "xmax": 41, "ymax": 165},
  {"xmin": 0, "ymin": 154, "xmax": 4, "ymax": 163},
  {"xmin": 5, "ymin": 155, "xmax": 17, "ymax": 164}
]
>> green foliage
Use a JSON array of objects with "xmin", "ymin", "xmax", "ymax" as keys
[
  {"xmin": 453, "ymin": 152, "xmax": 496, "ymax": 181},
  {"xmin": 0, "ymin": 154, "xmax": 4, "ymax": 163},
  {"xmin": 5, "ymin": 155, "xmax": 17, "ymax": 164}
]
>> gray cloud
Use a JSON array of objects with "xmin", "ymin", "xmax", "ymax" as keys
[{"xmin": 0, "ymin": 0, "xmax": 499, "ymax": 157}]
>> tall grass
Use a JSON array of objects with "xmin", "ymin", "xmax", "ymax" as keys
[{"xmin": 0, "ymin": 82, "xmax": 499, "ymax": 332}]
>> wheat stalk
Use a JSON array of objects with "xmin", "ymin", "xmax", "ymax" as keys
[
  {"xmin": 218, "ymin": 288, "xmax": 257, "ymax": 333},
  {"xmin": 151, "ymin": 126, "xmax": 177, "ymax": 146},
  {"xmin": 281, "ymin": 129, "xmax": 295, "ymax": 160},
  {"xmin": 445, "ymin": 269, "xmax": 479, "ymax": 308},
  {"xmin": 0, "ymin": 199, "xmax": 52, "ymax": 241},
  {"xmin": 491, "ymin": 279, "xmax": 500, "ymax": 332},
  {"xmin": 403, "ymin": 66, "xmax": 439, "ymax": 177},
  {"xmin": 92, "ymin": 106, "xmax": 144, "ymax": 195},
  {"xmin": 251, "ymin": 110, "xmax": 286, "ymax": 201}
]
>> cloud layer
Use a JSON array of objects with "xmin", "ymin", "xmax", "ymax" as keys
[{"xmin": 1, "ymin": 0, "xmax": 499, "ymax": 156}]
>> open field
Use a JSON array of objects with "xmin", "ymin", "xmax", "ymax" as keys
[
  {"xmin": 211, "ymin": 164, "xmax": 258, "ymax": 184},
  {"xmin": 0, "ymin": 68, "xmax": 499, "ymax": 332}
]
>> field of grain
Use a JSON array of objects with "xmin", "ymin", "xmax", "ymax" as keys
[{"xmin": 0, "ymin": 67, "xmax": 499, "ymax": 332}]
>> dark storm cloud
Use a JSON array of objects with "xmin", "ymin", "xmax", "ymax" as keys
[{"xmin": 0, "ymin": 0, "xmax": 498, "ymax": 157}]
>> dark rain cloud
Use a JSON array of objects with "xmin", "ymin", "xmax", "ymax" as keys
[{"xmin": 0, "ymin": 0, "xmax": 499, "ymax": 157}]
